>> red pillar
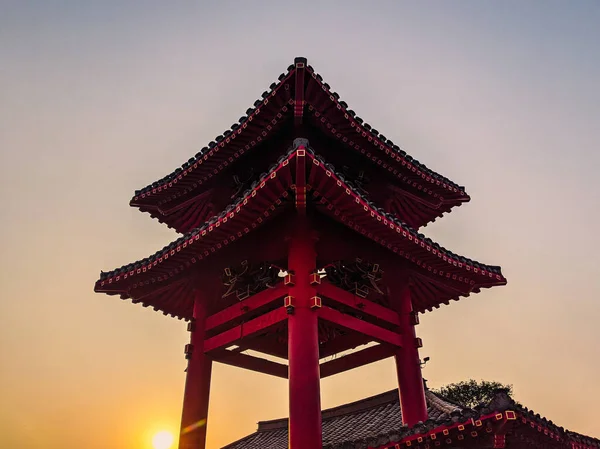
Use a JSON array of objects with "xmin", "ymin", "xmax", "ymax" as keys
[
  {"xmin": 392, "ymin": 281, "xmax": 428, "ymax": 426},
  {"xmin": 179, "ymin": 289, "xmax": 212, "ymax": 449},
  {"xmin": 287, "ymin": 222, "xmax": 322, "ymax": 449}
]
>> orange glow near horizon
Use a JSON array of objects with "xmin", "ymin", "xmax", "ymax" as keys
[{"xmin": 152, "ymin": 431, "xmax": 174, "ymax": 449}]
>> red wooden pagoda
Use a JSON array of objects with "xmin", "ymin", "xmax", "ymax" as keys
[{"xmin": 95, "ymin": 57, "xmax": 508, "ymax": 449}]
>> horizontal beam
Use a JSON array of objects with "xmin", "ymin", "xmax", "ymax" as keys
[
  {"xmin": 318, "ymin": 306, "xmax": 402, "ymax": 347},
  {"xmin": 317, "ymin": 282, "xmax": 400, "ymax": 326},
  {"xmin": 212, "ymin": 351, "xmax": 288, "ymax": 379},
  {"xmin": 204, "ymin": 307, "xmax": 288, "ymax": 353},
  {"xmin": 319, "ymin": 333, "xmax": 371, "ymax": 359},
  {"xmin": 231, "ymin": 338, "xmax": 288, "ymax": 360},
  {"xmin": 206, "ymin": 283, "xmax": 287, "ymax": 332},
  {"xmin": 320, "ymin": 344, "xmax": 393, "ymax": 378}
]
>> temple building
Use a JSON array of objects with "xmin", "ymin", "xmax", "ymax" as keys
[{"xmin": 94, "ymin": 57, "xmax": 598, "ymax": 449}]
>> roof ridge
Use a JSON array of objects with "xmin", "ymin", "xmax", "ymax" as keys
[
  {"xmin": 304, "ymin": 63, "xmax": 467, "ymax": 194},
  {"xmin": 132, "ymin": 66, "xmax": 296, "ymax": 201}
]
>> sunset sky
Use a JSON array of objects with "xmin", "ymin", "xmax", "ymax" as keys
[{"xmin": 1, "ymin": 1, "xmax": 599, "ymax": 448}]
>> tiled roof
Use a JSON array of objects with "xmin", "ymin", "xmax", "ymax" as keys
[
  {"xmin": 222, "ymin": 389, "xmax": 463, "ymax": 449},
  {"xmin": 222, "ymin": 388, "xmax": 600, "ymax": 449},
  {"xmin": 130, "ymin": 57, "xmax": 469, "ymax": 230},
  {"xmin": 303, "ymin": 62, "xmax": 467, "ymax": 196},
  {"xmin": 132, "ymin": 66, "xmax": 296, "ymax": 200}
]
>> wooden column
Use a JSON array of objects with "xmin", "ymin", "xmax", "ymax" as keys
[
  {"xmin": 287, "ymin": 221, "xmax": 322, "ymax": 449},
  {"xmin": 179, "ymin": 288, "xmax": 213, "ymax": 449},
  {"xmin": 390, "ymin": 279, "xmax": 428, "ymax": 426}
]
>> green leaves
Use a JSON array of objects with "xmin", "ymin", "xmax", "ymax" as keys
[{"xmin": 432, "ymin": 380, "xmax": 514, "ymax": 409}]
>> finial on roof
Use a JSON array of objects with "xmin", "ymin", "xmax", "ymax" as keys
[{"xmin": 294, "ymin": 56, "xmax": 307, "ymax": 67}]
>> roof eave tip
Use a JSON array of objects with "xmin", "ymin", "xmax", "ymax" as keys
[{"xmin": 294, "ymin": 56, "xmax": 308, "ymax": 65}]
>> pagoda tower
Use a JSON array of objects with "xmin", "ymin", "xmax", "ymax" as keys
[{"xmin": 95, "ymin": 57, "xmax": 506, "ymax": 449}]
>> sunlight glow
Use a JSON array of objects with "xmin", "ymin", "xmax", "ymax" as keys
[{"xmin": 152, "ymin": 430, "xmax": 174, "ymax": 449}]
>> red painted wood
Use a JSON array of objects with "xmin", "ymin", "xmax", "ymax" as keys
[
  {"xmin": 205, "ymin": 283, "xmax": 288, "ymax": 331},
  {"xmin": 295, "ymin": 146, "xmax": 307, "ymax": 214},
  {"xmin": 212, "ymin": 351, "xmax": 288, "ymax": 379},
  {"xmin": 203, "ymin": 307, "xmax": 288, "ymax": 353},
  {"xmin": 317, "ymin": 281, "xmax": 401, "ymax": 326},
  {"xmin": 390, "ymin": 282, "xmax": 428, "ymax": 426},
  {"xmin": 287, "ymin": 221, "xmax": 322, "ymax": 449},
  {"xmin": 318, "ymin": 306, "xmax": 402, "ymax": 347},
  {"xmin": 320, "ymin": 344, "xmax": 394, "ymax": 378},
  {"xmin": 179, "ymin": 289, "xmax": 212, "ymax": 449}
]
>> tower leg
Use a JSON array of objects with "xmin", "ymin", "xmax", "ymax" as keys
[
  {"xmin": 179, "ymin": 291, "xmax": 212, "ymax": 449},
  {"xmin": 287, "ymin": 223, "xmax": 322, "ymax": 449},
  {"xmin": 393, "ymin": 283, "xmax": 428, "ymax": 426}
]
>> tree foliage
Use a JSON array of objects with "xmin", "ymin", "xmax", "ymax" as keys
[{"xmin": 432, "ymin": 380, "xmax": 514, "ymax": 409}]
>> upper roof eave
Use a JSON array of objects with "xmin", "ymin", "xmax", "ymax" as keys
[{"xmin": 129, "ymin": 57, "xmax": 469, "ymax": 221}]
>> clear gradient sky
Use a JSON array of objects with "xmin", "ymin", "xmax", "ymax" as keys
[{"xmin": 1, "ymin": 1, "xmax": 599, "ymax": 448}]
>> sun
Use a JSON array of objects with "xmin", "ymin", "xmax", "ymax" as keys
[{"xmin": 152, "ymin": 430, "xmax": 174, "ymax": 449}]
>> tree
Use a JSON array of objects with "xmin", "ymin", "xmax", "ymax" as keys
[{"xmin": 431, "ymin": 380, "xmax": 514, "ymax": 409}]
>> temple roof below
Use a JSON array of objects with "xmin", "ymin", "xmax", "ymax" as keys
[{"xmin": 222, "ymin": 388, "xmax": 600, "ymax": 449}]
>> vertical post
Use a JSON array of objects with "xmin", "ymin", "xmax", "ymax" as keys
[
  {"xmin": 391, "ymin": 279, "xmax": 428, "ymax": 426},
  {"xmin": 179, "ymin": 289, "xmax": 212, "ymax": 449},
  {"xmin": 287, "ymin": 221, "xmax": 322, "ymax": 449}
]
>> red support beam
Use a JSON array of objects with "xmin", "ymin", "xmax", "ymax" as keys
[
  {"xmin": 179, "ymin": 288, "xmax": 213, "ymax": 449},
  {"xmin": 390, "ymin": 280, "xmax": 428, "ymax": 426},
  {"xmin": 203, "ymin": 307, "xmax": 288, "ymax": 353},
  {"xmin": 318, "ymin": 306, "xmax": 402, "ymax": 347},
  {"xmin": 317, "ymin": 281, "xmax": 401, "ymax": 326},
  {"xmin": 295, "ymin": 142, "xmax": 307, "ymax": 214},
  {"xmin": 205, "ymin": 283, "xmax": 287, "ymax": 332},
  {"xmin": 212, "ymin": 350, "xmax": 288, "ymax": 379},
  {"xmin": 320, "ymin": 344, "xmax": 394, "ymax": 378},
  {"xmin": 287, "ymin": 220, "xmax": 322, "ymax": 449}
]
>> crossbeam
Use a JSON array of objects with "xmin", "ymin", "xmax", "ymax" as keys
[
  {"xmin": 317, "ymin": 282, "xmax": 400, "ymax": 326},
  {"xmin": 212, "ymin": 350, "xmax": 288, "ymax": 379},
  {"xmin": 320, "ymin": 344, "xmax": 393, "ymax": 378},
  {"xmin": 204, "ymin": 307, "xmax": 288, "ymax": 353},
  {"xmin": 319, "ymin": 333, "xmax": 371, "ymax": 359},
  {"xmin": 230, "ymin": 337, "xmax": 288, "ymax": 360},
  {"xmin": 205, "ymin": 283, "xmax": 287, "ymax": 332},
  {"xmin": 318, "ymin": 306, "xmax": 402, "ymax": 347}
]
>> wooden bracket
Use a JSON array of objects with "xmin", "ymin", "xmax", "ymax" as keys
[
  {"xmin": 309, "ymin": 272, "xmax": 321, "ymax": 285},
  {"xmin": 310, "ymin": 296, "xmax": 322, "ymax": 309},
  {"xmin": 284, "ymin": 273, "xmax": 295, "ymax": 286},
  {"xmin": 410, "ymin": 311, "xmax": 420, "ymax": 326},
  {"xmin": 285, "ymin": 295, "xmax": 295, "ymax": 314}
]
